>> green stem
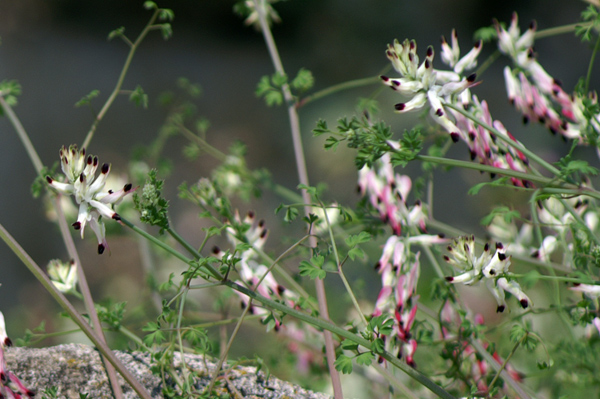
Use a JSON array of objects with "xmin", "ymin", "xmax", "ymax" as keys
[
  {"xmin": 535, "ymin": 22, "xmax": 591, "ymax": 40},
  {"xmin": 81, "ymin": 9, "xmax": 161, "ymax": 149},
  {"xmin": 0, "ymin": 222, "xmax": 153, "ymax": 399},
  {"xmin": 166, "ymin": 227, "xmax": 223, "ymax": 280},
  {"xmin": 297, "ymin": 76, "xmax": 380, "ymax": 108},
  {"xmin": 487, "ymin": 333, "xmax": 525, "ymax": 393},
  {"xmin": 511, "ymin": 274, "xmax": 598, "ymax": 284},
  {"xmin": 252, "ymin": 2, "xmax": 342, "ymax": 396},
  {"xmin": 222, "ymin": 279, "xmax": 456, "ymax": 399},
  {"xmin": 584, "ymin": 32, "xmax": 600, "ymax": 93},
  {"xmin": 415, "ymin": 154, "xmax": 555, "ymax": 185},
  {"xmin": 0, "ymin": 97, "xmax": 44, "ymax": 173},
  {"xmin": 443, "ymin": 103, "xmax": 561, "ymax": 176}
]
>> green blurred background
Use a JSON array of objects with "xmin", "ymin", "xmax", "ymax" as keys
[{"xmin": 0, "ymin": 0, "xmax": 597, "ymax": 394}]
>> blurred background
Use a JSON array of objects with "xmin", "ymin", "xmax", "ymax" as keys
[{"xmin": 0, "ymin": 0, "xmax": 597, "ymax": 394}]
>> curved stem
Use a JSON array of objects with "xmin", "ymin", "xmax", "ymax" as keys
[
  {"xmin": 0, "ymin": 222, "xmax": 153, "ymax": 399},
  {"xmin": 297, "ymin": 76, "xmax": 380, "ymax": 109},
  {"xmin": 584, "ymin": 32, "xmax": 600, "ymax": 93},
  {"xmin": 222, "ymin": 279, "xmax": 456, "ymax": 399},
  {"xmin": 81, "ymin": 9, "xmax": 161, "ymax": 149},
  {"xmin": 252, "ymin": 1, "xmax": 343, "ymax": 397}
]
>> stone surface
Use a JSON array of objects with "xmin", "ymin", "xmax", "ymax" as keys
[{"xmin": 5, "ymin": 344, "xmax": 331, "ymax": 399}]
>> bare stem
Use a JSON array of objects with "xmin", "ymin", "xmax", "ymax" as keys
[
  {"xmin": 81, "ymin": 9, "xmax": 161, "ymax": 149},
  {"xmin": 251, "ymin": 1, "xmax": 343, "ymax": 397}
]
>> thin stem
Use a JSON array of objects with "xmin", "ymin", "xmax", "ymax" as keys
[
  {"xmin": 166, "ymin": 227, "xmax": 223, "ymax": 280},
  {"xmin": 222, "ymin": 279, "xmax": 456, "ymax": 399},
  {"xmin": 443, "ymin": 103, "xmax": 561, "ymax": 177},
  {"xmin": 535, "ymin": 22, "xmax": 591, "ymax": 40},
  {"xmin": 487, "ymin": 333, "xmax": 525, "ymax": 393},
  {"xmin": 54, "ymin": 198, "xmax": 125, "ymax": 399},
  {"xmin": 296, "ymin": 76, "xmax": 380, "ymax": 109},
  {"xmin": 81, "ymin": 9, "xmax": 161, "ymax": 149},
  {"xmin": 0, "ymin": 222, "xmax": 153, "ymax": 399},
  {"xmin": 585, "ymin": 32, "xmax": 600, "ymax": 97},
  {"xmin": 252, "ymin": 1, "xmax": 342, "ymax": 396},
  {"xmin": 468, "ymin": 339, "xmax": 531, "ymax": 399},
  {"xmin": 0, "ymin": 97, "xmax": 44, "ymax": 173}
]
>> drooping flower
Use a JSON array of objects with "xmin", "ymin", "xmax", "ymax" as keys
[
  {"xmin": 445, "ymin": 235, "xmax": 530, "ymax": 312},
  {"xmin": 46, "ymin": 145, "xmax": 135, "ymax": 254},
  {"xmin": 47, "ymin": 259, "xmax": 78, "ymax": 294},
  {"xmin": 0, "ymin": 312, "xmax": 35, "ymax": 398}
]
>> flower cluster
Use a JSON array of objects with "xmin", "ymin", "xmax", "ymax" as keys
[
  {"xmin": 444, "ymin": 235, "xmax": 530, "ymax": 312},
  {"xmin": 47, "ymin": 259, "xmax": 78, "ymax": 295},
  {"xmin": 212, "ymin": 210, "xmax": 298, "ymax": 327},
  {"xmin": 359, "ymin": 154, "xmax": 447, "ymax": 365},
  {"xmin": 0, "ymin": 312, "xmax": 34, "ymax": 398},
  {"xmin": 498, "ymin": 13, "xmax": 600, "ymax": 146},
  {"xmin": 440, "ymin": 302, "xmax": 523, "ymax": 394},
  {"xmin": 382, "ymin": 33, "xmax": 532, "ymax": 187},
  {"xmin": 358, "ymin": 153, "xmax": 427, "ymax": 236},
  {"xmin": 46, "ymin": 145, "xmax": 135, "ymax": 254}
]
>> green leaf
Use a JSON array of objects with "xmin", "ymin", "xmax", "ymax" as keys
[
  {"xmin": 355, "ymin": 351, "xmax": 375, "ymax": 366},
  {"xmin": 299, "ymin": 256, "xmax": 326, "ymax": 280},
  {"xmin": 334, "ymin": 354, "xmax": 354, "ymax": 374},
  {"xmin": 313, "ymin": 119, "xmax": 330, "ymax": 136},
  {"xmin": 291, "ymin": 68, "xmax": 314, "ymax": 92},
  {"xmin": 341, "ymin": 340, "xmax": 359, "ymax": 351},
  {"xmin": 143, "ymin": 1, "xmax": 157, "ymax": 10},
  {"xmin": 107, "ymin": 26, "xmax": 125, "ymax": 41},
  {"xmin": 345, "ymin": 231, "xmax": 371, "ymax": 247},
  {"xmin": 347, "ymin": 247, "xmax": 365, "ymax": 261},
  {"xmin": 75, "ymin": 89, "xmax": 100, "ymax": 108},
  {"xmin": 129, "ymin": 85, "xmax": 148, "ymax": 108}
]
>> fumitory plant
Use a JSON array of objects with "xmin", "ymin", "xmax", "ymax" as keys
[{"xmin": 1, "ymin": 1, "xmax": 600, "ymax": 399}]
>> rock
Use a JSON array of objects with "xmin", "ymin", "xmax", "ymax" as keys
[{"xmin": 5, "ymin": 344, "xmax": 331, "ymax": 399}]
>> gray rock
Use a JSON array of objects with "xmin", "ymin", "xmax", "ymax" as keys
[{"xmin": 5, "ymin": 344, "xmax": 331, "ymax": 399}]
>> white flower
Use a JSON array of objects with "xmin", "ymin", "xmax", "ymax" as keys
[
  {"xmin": 445, "ymin": 236, "xmax": 530, "ymax": 312},
  {"xmin": 46, "ymin": 145, "xmax": 135, "ymax": 254},
  {"xmin": 47, "ymin": 259, "xmax": 78, "ymax": 294}
]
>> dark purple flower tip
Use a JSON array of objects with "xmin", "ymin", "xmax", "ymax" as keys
[
  {"xmin": 531, "ymin": 250, "xmax": 540, "ymax": 258},
  {"xmin": 468, "ymin": 131, "xmax": 476, "ymax": 140},
  {"xmin": 79, "ymin": 173, "xmax": 85, "ymax": 183},
  {"xmin": 529, "ymin": 20, "xmax": 537, "ymax": 31},
  {"xmin": 489, "ymin": 269, "xmax": 496, "ymax": 276},
  {"xmin": 450, "ymin": 133, "xmax": 460, "ymax": 143},
  {"xmin": 520, "ymin": 299, "xmax": 529, "ymax": 308},
  {"xmin": 496, "ymin": 242, "xmax": 504, "ymax": 249},
  {"xmin": 258, "ymin": 218, "xmax": 265, "ymax": 227},
  {"xmin": 277, "ymin": 285, "xmax": 285, "ymax": 295},
  {"xmin": 380, "ymin": 75, "xmax": 389, "ymax": 82},
  {"xmin": 498, "ymin": 253, "xmax": 507, "ymax": 261},
  {"xmin": 467, "ymin": 73, "xmax": 476, "ymax": 82},
  {"xmin": 101, "ymin": 163, "xmax": 109, "ymax": 174},
  {"xmin": 98, "ymin": 244, "xmax": 105, "ymax": 255},
  {"xmin": 425, "ymin": 59, "xmax": 431, "ymax": 69},
  {"xmin": 4, "ymin": 337, "xmax": 12, "ymax": 347},
  {"xmin": 426, "ymin": 46, "xmax": 433, "ymax": 57},
  {"xmin": 112, "ymin": 213, "xmax": 121, "ymax": 221},
  {"xmin": 474, "ymin": 40, "xmax": 482, "ymax": 49},
  {"xmin": 469, "ymin": 150, "xmax": 476, "ymax": 161},
  {"xmin": 435, "ymin": 108, "xmax": 444, "ymax": 117},
  {"xmin": 395, "ymin": 103, "xmax": 406, "ymax": 111},
  {"xmin": 212, "ymin": 246, "xmax": 220, "ymax": 254},
  {"xmin": 46, "ymin": 176, "xmax": 53, "ymax": 184},
  {"xmin": 438, "ymin": 233, "xmax": 445, "ymax": 238},
  {"xmin": 392, "ymin": 80, "xmax": 400, "ymax": 87},
  {"xmin": 260, "ymin": 229, "xmax": 268, "ymax": 239},
  {"xmin": 408, "ymin": 53, "xmax": 414, "ymax": 62},
  {"xmin": 72, "ymin": 221, "xmax": 81, "ymax": 230},
  {"xmin": 496, "ymin": 305, "xmax": 506, "ymax": 313},
  {"xmin": 445, "ymin": 276, "xmax": 454, "ymax": 282},
  {"xmin": 86, "ymin": 155, "xmax": 93, "ymax": 165},
  {"xmin": 484, "ymin": 243, "xmax": 489, "ymax": 252},
  {"xmin": 124, "ymin": 183, "xmax": 133, "ymax": 192}
]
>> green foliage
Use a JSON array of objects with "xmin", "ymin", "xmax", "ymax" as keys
[
  {"xmin": 334, "ymin": 354, "xmax": 354, "ymax": 374},
  {"xmin": 473, "ymin": 25, "xmax": 498, "ymax": 43},
  {"xmin": 96, "ymin": 301, "xmax": 127, "ymax": 330},
  {"xmin": 143, "ymin": 321, "xmax": 166, "ymax": 347},
  {"xmin": 256, "ymin": 72, "xmax": 287, "ymax": 106},
  {"xmin": 291, "ymin": 68, "xmax": 314, "ymax": 92},
  {"xmin": 576, "ymin": 5, "xmax": 600, "ymax": 42},
  {"xmin": 108, "ymin": 26, "xmax": 125, "ymax": 41},
  {"xmin": 299, "ymin": 255, "xmax": 326, "ymax": 279},
  {"xmin": 129, "ymin": 85, "xmax": 149, "ymax": 108},
  {"xmin": 75, "ymin": 89, "xmax": 100, "ymax": 108},
  {"xmin": 480, "ymin": 206, "xmax": 521, "ymax": 226},
  {"xmin": 0, "ymin": 79, "xmax": 21, "ymax": 114},
  {"xmin": 133, "ymin": 169, "xmax": 170, "ymax": 233}
]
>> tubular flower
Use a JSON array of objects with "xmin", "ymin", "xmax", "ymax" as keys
[
  {"xmin": 381, "ymin": 34, "xmax": 481, "ymax": 139},
  {"xmin": 498, "ymin": 13, "xmax": 600, "ymax": 146},
  {"xmin": 213, "ymin": 211, "xmax": 298, "ymax": 328},
  {"xmin": 0, "ymin": 312, "xmax": 35, "ymax": 398},
  {"xmin": 444, "ymin": 236, "xmax": 530, "ymax": 312},
  {"xmin": 46, "ymin": 145, "xmax": 135, "ymax": 254},
  {"xmin": 47, "ymin": 259, "xmax": 78, "ymax": 294}
]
